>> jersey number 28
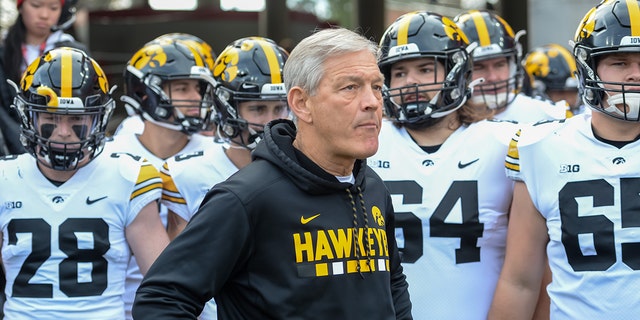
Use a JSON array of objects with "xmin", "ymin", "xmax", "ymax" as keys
[{"xmin": 8, "ymin": 218, "xmax": 109, "ymax": 298}]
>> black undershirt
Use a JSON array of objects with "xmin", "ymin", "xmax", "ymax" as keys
[
  {"xmin": 420, "ymin": 145, "xmax": 442, "ymax": 154},
  {"xmin": 592, "ymin": 125, "xmax": 640, "ymax": 149},
  {"xmin": 407, "ymin": 132, "xmax": 442, "ymax": 154}
]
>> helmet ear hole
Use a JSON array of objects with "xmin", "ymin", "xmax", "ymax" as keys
[
  {"xmin": 155, "ymin": 107, "xmax": 168, "ymax": 118},
  {"xmin": 222, "ymin": 122, "xmax": 239, "ymax": 139}
]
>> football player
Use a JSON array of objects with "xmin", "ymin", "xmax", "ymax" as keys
[
  {"xmin": 161, "ymin": 36, "xmax": 290, "ymax": 239},
  {"xmin": 113, "ymin": 33, "xmax": 217, "ymax": 137},
  {"xmin": 158, "ymin": 38, "xmax": 290, "ymax": 319},
  {"xmin": 369, "ymin": 11, "xmax": 519, "ymax": 319},
  {"xmin": 0, "ymin": 47, "xmax": 168, "ymax": 319},
  {"xmin": 524, "ymin": 43, "xmax": 588, "ymax": 115},
  {"xmin": 489, "ymin": 0, "xmax": 640, "ymax": 318},
  {"xmin": 103, "ymin": 36, "xmax": 217, "ymax": 320},
  {"xmin": 454, "ymin": 10, "xmax": 568, "ymax": 123}
]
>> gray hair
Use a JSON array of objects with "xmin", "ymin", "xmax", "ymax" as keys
[{"xmin": 283, "ymin": 27, "xmax": 379, "ymax": 96}]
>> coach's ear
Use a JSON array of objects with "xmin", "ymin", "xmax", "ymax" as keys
[{"xmin": 288, "ymin": 86, "xmax": 312, "ymax": 124}]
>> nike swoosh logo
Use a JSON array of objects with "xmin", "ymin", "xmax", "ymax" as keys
[
  {"xmin": 301, "ymin": 214, "xmax": 321, "ymax": 224},
  {"xmin": 86, "ymin": 196, "xmax": 108, "ymax": 205},
  {"xmin": 458, "ymin": 158, "xmax": 479, "ymax": 169}
]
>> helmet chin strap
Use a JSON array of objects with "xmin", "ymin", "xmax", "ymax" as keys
[
  {"xmin": 223, "ymin": 121, "xmax": 264, "ymax": 150},
  {"xmin": 605, "ymin": 92, "xmax": 640, "ymax": 120},
  {"xmin": 245, "ymin": 127, "xmax": 262, "ymax": 149},
  {"xmin": 141, "ymin": 112, "xmax": 183, "ymax": 132}
]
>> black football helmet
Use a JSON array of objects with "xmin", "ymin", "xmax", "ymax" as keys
[
  {"xmin": 524, "ymin": 44, "xmax": 578, "ymax": 93},
  {"xmin": 12, "ymin": 47, "xmax": 115, "ymax": 171},
  {"xmin": 574, "ymin": 0, "xmax": 640, "ymax": 121},
  {"xmin": 122, "ymin": 39, "xmax": 216, "ymax": 134},
  {"xmin": 454, "ymin": 10, "xmax": 524, "ymax": 109},
  {"xmin": 212, "ymin": 37, "xmax": 289, "ymax": 149},
  {"xmin": 378, "ymin": 11, "xmax": 473, "ymax": 127}
]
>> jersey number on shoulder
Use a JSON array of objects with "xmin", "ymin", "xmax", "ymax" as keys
[
  {"xmin": 384, "ymin": 180, "xmax": 484, "ymax": 264},
  {"xmin": 561, "ymin": 178, "xmax": 640, "ymax": 271},
  {"xmin": 8, "ymin": 218, "xmax": 110, "ymax": 298}
]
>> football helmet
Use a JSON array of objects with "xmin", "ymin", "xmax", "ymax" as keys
[
  {"xmin": 12, "ymin": 47, "xmax": 115, "ymax": 171},
  {"xmin": 149, "ymin": 33, "xmax": 217, "ymax": 72},
  {"xmin": 454, "ymin": 10, "xmax": 524, "ymax": 109},
  {"xmin": 574, "ymin": 0, "xmax": 640, "ymax": 121},
  {"xmin": 524, "ymin": 44, "xmax": 578, "ymax": 93},
  {"xmin": 212, "ymin": 37, "xmax": 289, "ymax": 149},
  {"xmin": 122, "ymin": 39, "xmax": 216, "ymax": 134},
  {"xmin": 378, "ymin": 11, "xmax": 473, "ymax": 127}
]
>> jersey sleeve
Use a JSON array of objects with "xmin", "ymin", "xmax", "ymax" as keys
[
  {"xmin": 505, "ymin": 120, "xmax": 565, "ymax": 182},
  {"xmin": 505, "ymin": 128, "xmax": 523, "ymax": 181},
  {"xmin": 128, "ymin": 160, "xmax": 163, "ymax": 225},
  {"xmin": 159, "ymin": 161, "xmax": 190, "ymax": 221}
]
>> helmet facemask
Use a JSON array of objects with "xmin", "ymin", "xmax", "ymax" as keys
[
  {"xmin": 577, "ymin": 48, "xmax": 640, "ymax": 121},
  {"xmin": 454, "ymin": 10, "xmax": 525, "ymax": 110},
  {"xmin": 15, "ymin": 88, "xmax": 114, "ymax": 171},
  {"xmin": 13, "ymin": 47, "xmax": 114, "ymax": 171},
  {"xmin": 378, "ymin": 12, "xmax": 473, "ymax": 129},
  {"xmin": 469, "ymin": 50, "xmax": 523, "ymax": 110},
  {"xmin": 383, "ymin": 51, "xmax": 470, "ymax": 128},
  {"xmin": 571, "ymin": 0, "xmax": 640, "ymax": 121},
  {"xmin": 215, "ymin": 85, "xmax": 289, "ymax": 150},
  {"xmin": 159, "ymin": 76, "xmax": 216, "ymax": 135}
]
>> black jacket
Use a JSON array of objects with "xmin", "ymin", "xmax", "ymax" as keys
[
  {"xmin": 133, "ymin": 119, "xmax": 412, "ymax": 319},
  {"xmin": 0, "ymin": 46, "xmax": 25, "ymax": 156}
]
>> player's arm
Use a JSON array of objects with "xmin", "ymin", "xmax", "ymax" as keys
[
  {"xmin": 159, "ymin": 161, "xmax": 190, "ymax": 241},
  {"xmin": 126, "ymin": 201, "xmax": 170, "ymax": 275},
  {"xmin": 167, "ymin": 209, "xmax": 188, "ymax": 240},
  {"xmin": 488, "ymin": 181, "xmax": 549, "ymax": 320},
  {"xmin": 532, "ymin": 260, "xmax": 552, "ymax": 320}
]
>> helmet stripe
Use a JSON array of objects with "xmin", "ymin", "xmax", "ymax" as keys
[
  {"xmin": 257, "ymin": 40, "xmax": 282, "ymax": 84},
  {"xmin": 397, "ymin": 12, "xmax": 417, "ymax": 45},
  {"xmin": 494, "ymin": 15, "xmax": 515, "ymax": 37},
  {"xmin": 469, "ymin": 11, "xmax": 491, "ymax": 47},
  {"xmin": 61, "ymin": 49, "xmax": 73, "ymax": 97},
  {"xmin": 627, "ymin": 0, "xmax": 640, "ymax": 36}
]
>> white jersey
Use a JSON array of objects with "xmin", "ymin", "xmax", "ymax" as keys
[
  {"xmin": 113, "ymin": 116, "xmax": 144, "ymax": 136},
  {"xmin": 161, "ymin": 144, "xmax": 238, "ymax": 222},
  {"xmin": 369, "ymin": 119, "xmax": 517, "ymax": 319},
  {"xmin": 506, "ymin": 113, "xmax": 640, "ymax": 319},
  {"xmin": 160, "ymin": 144, "xmax": 238, "ymax": 320},
  {"xmin": 494, "ymin": 93, "xmax": 567, "ymax": 123},
  {"xmin": 0, "ymin": 153, "xmax": 161, "ymax": 319},
  {"xmin": 104, "ymin": 133, "xmax": 215, "ymax": 169},
  {"xmin": 104, "ymin": 132, "xmax": 215, "ymax": 320}
]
